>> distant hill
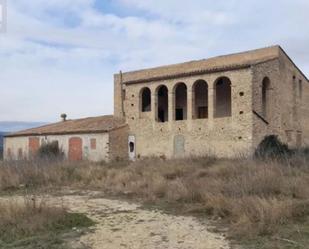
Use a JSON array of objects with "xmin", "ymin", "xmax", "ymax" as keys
[
  {"xmin": 0, "ymin": 132, "xmax": 7, "ymax": 159},
  {"xmin": 0, "ymin": 121, "xmax": 47, "ymax": 133}
]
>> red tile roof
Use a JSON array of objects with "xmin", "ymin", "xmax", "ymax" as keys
[{"xmin": 6, "ymin": 115, "xmax": 126, "ymax": 137}]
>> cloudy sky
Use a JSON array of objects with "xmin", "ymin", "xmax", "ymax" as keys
[{"xmin": 0, "ymin": 0, "xmax": 308, "ymax": 122}]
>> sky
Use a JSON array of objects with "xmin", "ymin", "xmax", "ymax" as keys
[{"xmin": 0, "ymin": 0, "xmax": 308, "ymax": 122}]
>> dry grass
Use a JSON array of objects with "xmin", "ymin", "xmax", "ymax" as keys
[
  {"xmin": 0, "ymin": 195, "xmax": 66, "ymax": 243},
  {"xmin": 0, "ymin": 194, "xmax": 94, "ymax": 248},
  {"xmin": 1, "ymin": 155, "xmax": 309, "ymax": 243}
]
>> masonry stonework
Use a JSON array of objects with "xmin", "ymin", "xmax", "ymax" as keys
[
  {"xmin": 4, "ymin": 46, "xmax": 309, "ymax": 161},
  {"xmin": 114, "ymin": 46, "xmax": 309, "ymax": 159}
]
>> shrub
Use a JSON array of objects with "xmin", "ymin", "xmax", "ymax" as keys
[
  {"xmin": 254, "ymin": 135, "xmax": 290, "ymax": 160},
  {"xmin": 37, "ymin": 141, "xmax": 64, "ymax": 160}
]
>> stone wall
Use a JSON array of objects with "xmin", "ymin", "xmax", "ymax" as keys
[
  {"xmin": 109, "ymin": 126, "xmax": 129, "ymax": 161},
  {"xmin": 114, "ymin": 47, "xmax": 309, "ymax": 159},
  {"xmin": 4, "ymin": 133, "xmax": 110, "ymax": 162},
  {"xmin": 278, "ymin": 50, "xmax": 309, "ymax": 147},
  {"xmin": 251, "ymin": 51, "xmax": 309, "ymax": 149},
  {"xmin": 122, "ymin": 68, "xmax": 254, "ymax": 158},
  {"xmin": 114, "ymin": 74, "xmax": 125, "ymax": 118},
  {"xmin": 251, "ymin": 59, "xmax": 281, "ymax": 148}
]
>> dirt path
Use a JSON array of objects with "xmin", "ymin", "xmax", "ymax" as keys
[
  {"xmin": 1, "ymin": 192, "xmax": 230, "ymax": 249},
  {"xmin": 54, "ymin": 192, "xmax": 230, "ymax": 249}
]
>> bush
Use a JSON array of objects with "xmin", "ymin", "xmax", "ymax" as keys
[
  {"xmin": 254, "ymin": 135, "xmax": 291, "ymax": 160},
  {"xmin": 37, "ymin": 141, "xmax": 64, "ymax": 160}
]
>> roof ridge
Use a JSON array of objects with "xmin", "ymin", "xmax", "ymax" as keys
[
  {"xmin": 119, "ymin": 45, "xmax": 280, "ymax": 76},
  {"xmin": 5, "ymin": 115, "xmax": 126, "ymax": 138}
]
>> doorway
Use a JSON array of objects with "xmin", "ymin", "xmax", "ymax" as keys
[
  {"xmin": 69, "ymin": 137, "xmax": 83, "ymax": 161},
  {"xmin": 174, "ymin": 135, "xmax": 185, "ymax": 156}
]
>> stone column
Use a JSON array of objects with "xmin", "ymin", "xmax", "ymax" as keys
[
  {"xmin": 208, "ymin": 87, "xmax": 215, "ymax": 128},
  {"xmin": 151, "ymin": 93, "xmax": 157, "ymax": 130},
  {"xmin": 187, "ymin": 89, "xmax": 193, "ymax": 131},
  {"xmin": 187, "ymin": 90, "xmax": 193, "ymax": 120},
  {"xmin": 168, "ymin": 92, "xmax": 174, "ymax": 129}
]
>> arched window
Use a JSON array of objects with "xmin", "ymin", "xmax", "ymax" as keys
[
  {"xmin": 129, "ymin": 142, "xmax": 135, "ymax": 153},
  {"xmin": 214, "ymin": 77, "xmax": 232, "ymax": 117},
  {"xmin": 262, "ymin": 77, "xmax": 271, "ymax": 118},
  {"xmin": 193, "ymin": 80, "xmax": 208, "ymax": 119},
  {"xmin": 156, "ymin": 85, "xmax": 168, "ymax": 122},
  {"xmin": 174, "ymin": 83, "xmax": 187, "ymax": 120},
  {"xmin": 140, "ymin": 87, "xmax": 151, "ymax": 112}
]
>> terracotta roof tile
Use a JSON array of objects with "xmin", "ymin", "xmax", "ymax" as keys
[
  {"xmin": 6, "ymin": 115, "xmax": 126, "ymax": 137},
  {"xmin": 119, "ymin": 46, "xmax": 281, "ymax": 84}
]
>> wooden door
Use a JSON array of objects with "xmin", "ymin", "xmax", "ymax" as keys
[
  {"xmin": 68, "ymin": 137, "xmax": 83, "ymax": 161},
  {"xmin": 29, "ymin": 137, "xmax": 40, "ymax": 157}
]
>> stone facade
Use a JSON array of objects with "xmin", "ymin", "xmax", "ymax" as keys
[
  {"xmin": 4, "ymin": 46, "xmax": 308, "ymax": 161},
  {"xmin": 4, "ymin": 116, "xmax": 128, "ymax": 162},
  {"xmin": 114, "ymin": 46, "xmax": 309, "ymax": 159},
  {"xmin": 4, "ymin": 133, "xmax": 110, "ymax": 161}
]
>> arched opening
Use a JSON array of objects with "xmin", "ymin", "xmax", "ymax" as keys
[
  {"xmin": 140, "ymin": 87, "xmax": 151, "ymax": 112},
  {"xmin": 214, "ymin": 77, "xmax": 231, "ymax": 117},
  {"xmin": 262, "ymin": 77, "xmax": 271, "ymax": 119},
  {"xmin": 174, "ymin": 83, "xmax": 187, "ymax": 120},
  {"xmin": 193, "ymin": 80, "xmax": 208, "ymax": 119},
  {"xmin": 156, "ymin": 85, "xmax": 168, "ymax": 122}
]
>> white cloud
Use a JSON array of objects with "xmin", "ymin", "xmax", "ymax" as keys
[{"xmin": 0, "ymin": 0, "xmax": 308, "ymax": 122}]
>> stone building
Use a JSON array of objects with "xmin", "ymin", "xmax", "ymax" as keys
[
  {"xmin": 114, "ymin": 45, "xmax": 309, "ymax": 159},
  {"xmin": 4, "ymin": 45, "xmax": 309, "ymax": 161},
  {"xmin": 4, "ymin": 116, "xmax": 128, "ymax": 161}
]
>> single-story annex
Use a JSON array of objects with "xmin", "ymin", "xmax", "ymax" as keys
[{"xmin": 4, "ymin": 116, "xmax": 128, "ymax": 161}]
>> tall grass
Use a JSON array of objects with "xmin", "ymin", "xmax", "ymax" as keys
[
  {"xmin": 1, "ymin": 154, "xmax": 309, "ymax": 239},
  {"xmin": 0, "ymin": 195, "xmax": 66, "ymax": 243}
]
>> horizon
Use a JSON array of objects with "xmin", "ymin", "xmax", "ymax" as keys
[{"xmin": 1, "ymin": 0, "xmax": 309, "ymax": 123}]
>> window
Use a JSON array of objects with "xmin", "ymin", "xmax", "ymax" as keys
[
  {"xmin": 174, "ymin": 83, "xmax": 187, "ymax": 121},
  {"xmin": 156, "ymin": 85, "xmax": 168, "ymax": 122},
  {"xmin": 129, "ymin": 142, "xmax": 135, "ymax": 153},
  {"xmin": 140, "ymin": 87, "xmax": 151, "ymax": 112},
  {"xmin": 262, "ymin": 77, "xmax": 271, "ymax": 119},
  {"xmin": 176, "ymin": 109, "xmax": 184, "ymax": 120},
  {"xmin": 90, "ymin": 138, "xmax": 96, "ymax": 150},
  {"xmin": 214, "ymin": 77, "xmax": 232, "ymax": 117},
  {"xmin": 193, "ymin": 80, "xmax": 208, "ymax": 119},
  {"xmin": 198, "ymin": 107, "xmax": 208, "ymax": 119}
]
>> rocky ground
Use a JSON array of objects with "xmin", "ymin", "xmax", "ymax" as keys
[{"xmin": 2, "ymin": 191, "xmax": 230, "ymax": 249}]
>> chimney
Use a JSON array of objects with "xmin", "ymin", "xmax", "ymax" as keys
[{"xmin": 61, "ymin": 113, "xmax": 67, "ymax": 122}]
